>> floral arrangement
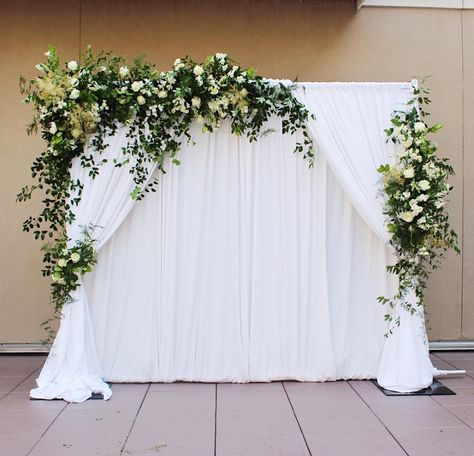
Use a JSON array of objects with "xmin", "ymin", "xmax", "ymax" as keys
[
  {"xmin": 18, "ymin": 47, "xmax": 315, "ymax": 314},
  {"xmin": 377, "ymin": 85, "xmax": 459, "ymax": 330}
]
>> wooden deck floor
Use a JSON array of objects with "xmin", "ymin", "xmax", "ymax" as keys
[{"xmin": 1, "ymin": 352, "xmax": 474, "ymax": 455}]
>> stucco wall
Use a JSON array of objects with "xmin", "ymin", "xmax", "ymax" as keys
[{"xmin": 0, "ymin": 0, "xmax": 471, "ymax": 343}]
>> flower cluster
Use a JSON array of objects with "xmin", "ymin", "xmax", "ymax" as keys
[
  {"xmin": 41, "ymin": 225, "xmax": 97, "ymax": 312},
  {"xmin": 18, "ymin": 47, "xmax": 315, "ymax": 314},
  {"xmin": 377, "ymin": 85, "xmax": 459, "ymax": 330}
]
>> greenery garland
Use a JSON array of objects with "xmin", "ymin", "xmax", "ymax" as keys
[
  {"xmin": 377, "ymin": 85, "xmax": 460, "ymax": 331},
  {"xmin": 18, "ymin": 47, "xmax": 315, "ymax": 314}
]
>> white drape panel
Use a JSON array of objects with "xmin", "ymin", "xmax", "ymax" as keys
[
  {"xmin": 30, "ymin": 128, "xmax": 156, "ymax": 402},
  {"xmin": 31, "ymin": 82, "xmax": 435, "ymax": 402},
  {"xmin": 84, "ymin": 120, "xmax": 395, "ymax": 383},
  {"xmin": 295, "ymin": 82, "xmax": 434, "ymax": 392}
]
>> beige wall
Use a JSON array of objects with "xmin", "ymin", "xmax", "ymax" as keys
[{"xmin": 0, "ymin": 0, "xmax": 471, "ymax": 343}]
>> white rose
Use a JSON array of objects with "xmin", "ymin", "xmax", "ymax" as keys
[
  {"xmin": 67, "ymin": 60, "xmax": 78, "ymax": 71},
  {"xmin": 193, "ymin": 65, "xmax": 204, "ymax": 76},
  {"xmin": 119, "ymin": 66, "xmax": 130, "ymax": 78},
  {"xmin": 400, "ymin": 211, "xmax": 414, "ymax": 223},
  {"xmin": 70, "ymin": 252, "xmax": 81, "ymax": 263},
  {"xmin": 402, "ymin": 137, "xmax": 413, "ymax": 148},
  {"xmin": 158, "ymin": 90, "xmax": 167, "ymax": 98},
  {"xmin": 418, "ymin": 180, "xmax": 430, "ymax": 191},
  {"xmin": 69, "ymin": 88, "xmax": 80, "ymax": 100},
  {"xmin": 403, "ymin": 167, "xmax": 415, "ymax": 179},
  {"xmin": 414, "ymin": 122, "xmax": 426, "ymax": 133},
  {"xmin": 57, "ymin": 258, "xmax": 67, "ymax": 267},
  {"xmin": 191, "ymin": 97, "xmax": 201, "ymax": 108},
  {"xmin": 49, "ymin": 122, "xmax": 57, "ymax": 134},
  {"xmin": 137, "ymin": 95, "xmax": 146, "ymax": 105},
  {"xmin": 131, "ymin": 81, "xmax": 143, "ymax": 92},
  {"xmin": 69, "ymin": 77, "xmax": 78, "ymax": 87}
]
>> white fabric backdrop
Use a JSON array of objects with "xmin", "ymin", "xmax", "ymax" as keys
[{"xmin": 31, "ymin": 82, "xmax": 435, "ymax": 402}]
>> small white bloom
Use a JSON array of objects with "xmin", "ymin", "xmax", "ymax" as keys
[
  {"xmin": 69, "ymin": 88, "xmax": 80, "ymax": 100},
  {"xmin": 49, "ymin": 122, "xmax": 57, "ymax": 134},
  {"xmin": 191, "ymin": 97, "xmax": 201, "ymax": 108},
  {"xmin": 414, "ymin": 122, "xmax": 426, "ymax": 133},
  {"xmin": 193, "ymin": 65, "xmax": 204, "ymax": 76},
  {"xmin": 137, "ymin": 95, "xmax": 146, "ymax": 105},
  {"xmin": 67, "ymin": 60, "xmax": 78, "ymax": 71},
  {"xmin": 69, "ymin": 77, "xmax": 79, "ymax": 87},
  {"xmin": 241, "ymin": 105, "xmax": 249, "ymax": 114},
  {"xmin": 417, "ymin": 194, "xmax": 429, "ymax": 202},
  {"xmin": 196, "ymin": 114, "xmax": 205, "ymax": 124},
  {"xmin": 44, "ymin": 51, "xmax": 51, "ymax": 57},
  {"xmin": 35, "ymin": 64, "xmax": 44, "ymax": 72},
  {"xmin": 158, "ymin": 90, "xmax": 167, "ymax": 99},
  {"xmin": 419, "ymin": 180, "xmax": 430, "ymax": 191},
  {"xmin": 402, "ymin": 136, "xmax": 413, "ymax": 148},
  {"xmin": 175, "ymin": 63, "xmax": 185, "ymax": 71},
  {"xmin": 119, "ymin": 66, "xmax": 130, "ymax": 78},
  {"xmin": 400, "ymin": 211, "xmax": 415, "ymax": 223},
  {"xmin": 215, "ymin": 52, "xmax": 227, "ymax": 60},
  {"xmin": 209, "ymin": 86, "xmax": 219, "ymax": 95},
  {"xmin": 57, "ymin": 100, "xmax": 65, "ymax": 109},
  {"xmin": 236, "ymin": 75, "xmax": 245, "ymax": 84},
  {"xmin": 131, "ymin": 81, "xmax": 144, "ymax": 92},
  {"xmin": 57, "ymin": 258, "xmax": 67, "ymax": 267},
  {"xmin": 173, "ymin": 58, "xmax": 181, "ymax": 66},
  {"xmin": 240, "ymin": 88, "xmax": 248, "ymax": 97},
  {"xmin": 70, "ymin": 252, "xmax": 81, "ymax": 263},
  {"xmin": 403, "ymin": 167, "xmax": 415, "ymax": 179}
]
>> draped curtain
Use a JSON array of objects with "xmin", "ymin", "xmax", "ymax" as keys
[{"xmin": 31, "ymin": 82, "xmax": 434, "ymax": 403}]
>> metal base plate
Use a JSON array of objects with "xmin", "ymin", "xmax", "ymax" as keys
[{"xmin": 372, "ymin": 379, "xmax": 455, "ymax": 396}]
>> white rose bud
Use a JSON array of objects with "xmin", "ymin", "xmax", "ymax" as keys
[
  {"xmin": 193, "ymin": 65, "xmax": 204, "ymax": 76},
  {"xmin": 119, "ymin": 66, "xmax": 130, "ymax": 78},
  {"xmin": 137, "ymin": 95, "xmax": 146, "ymax": 105},
  {"xmin": 414, "ymin": 122, "xmax": 426, "ymax": 133},
  {"xmin": 191, "ymin": 97, "xmax": 201, "ymax": 108},
  {"xmin": 131, "ymin": 81, "xmax": 143, "ymax": 92},
  {"xmin": 49, "ymin": 122, "xmax": 58, "ymax": 134},
  {"xmin": 403, "ymin": 167, "xmax": 415, "ymax": 179},
  {"xmin": 69, "ymin": 88, "xmax": 80, "ymax": 100},
  {"xmin": 400, "ymin": 211, "xmax": 415, "ymax": 223},
  {"xmin": 418, "ymin": 180, "xmax": 430, "ymax": 191},
  {"xmin": 174, "ymin": 58, "xmax": 181, "ymax": 66},
  {"xmin": 67, "ymin": 60, "xmax": 78, "ymax": 71},
  {"xmin": 70, "ymin": 252, "xmax": 81, "ymax": 263},
  {"xmin": 57, "ymin": 258, "xmax": 67, "ymax": 267}
]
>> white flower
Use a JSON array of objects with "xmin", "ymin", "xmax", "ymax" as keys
[
  {"xmin": 196, "ymin": 114, "xmax": 205, "ymax": 124},
  {"xmin": 68, "ymin": 77, "xmax": 78, "ymax": 87},
  {"xmin": 35, "ymin": 64, "xmax": 44, "ymax": 72},
  {"xmin": 49, "ymin": 122, "xmax": 57, "ymax": 134},
  {"xmin": 411, "ymin": 204, "xmax": 423, "ymax": 216},
  {"xmin": 137, "ymin": 95, "xmax": 146, "ymax": 105},
  {"xmin": 69, "ymin": 88, "xmax": 80, "ymax": 100},
  {"xmin": 72, "ymin": 128, "xmax": 81, "ymax": 138},
  {"xmin": 417, "ymin": 194, "xmax": 429, "ymax": 202},
  {"xmin": 119, "ymin": 66, "xmax": 130, "ymax": 78},
  {"xmin": 173, "ymin": 58, "xmax": 181, "ymax": 66},
  {"xmin": 240, "ymin": 88, "xmax": 248, "ymax": 97},
  {"xmin": 241, "ymin": 105, "xmax": 249, "ymax": 114},
  {"xmin": 209, "ymin": 86, "xmax": 219, "ymax": 95},
  {"xmin": 435, "ymin": 201, "xmax": 445, "ymax": 209},
  {"xmin": 402, "ymin": 191, "xmax": 411, "ymax": 199},
  {"xmin": 419, "ymin": 180, "xmax": 430, "ymax": 191},
  {"xmin": 400, "ymin": 211, "xmax": 415, "ymax": 223},
  {"xmin": 236, "ymin": 75, "xmax": 245, "ymax": 84},
  {"xmin": 193, "ymin": 65, "xmax": 204, "ymax": 76},
  {"xmin": 44, "ymin": 51, "xmax": 51, "ymax": 57},
  {"xmin": 131, "ymin": 81, "xmax": 144, "ymax": 92},
  {"xmin": 175, "ymin": 63, "xmax": 185, "ymax": 71},
  {"xmin": 70, "ymin": 252, "xmax": 81, "ymax": 263},
  {"xmin": 57, "ymin": 258, "xmax": 67, "ymax": 267},
  {"xmin": 158, "ymin": 90, "xmax": 167, "ymax": 99},
  {"xmin": 402, "ymin": 136, "xmax": 413, "ymax": 148},
  {"xmin": 67, "ymin": 60, "xmax": 78, "ymax": 71},
  {"xmin": 215, "ymin": 52, "xmax": 227, "ymax": 60},
  {"xmin": 57, "ymin": 100, "xmax": 65, "ymax": 109},
  {"xmin": 403, "ymin": 167, "xmax": 415, "ymax": 179},
  {"xmin": 191, "ymin": 97, "xmax": 201, "ymax": 108},
  {"xmin": 414, "ymin": 122, "xmax": 426, "ymax": 133}
]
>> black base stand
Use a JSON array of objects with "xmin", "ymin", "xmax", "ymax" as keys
[{"xmin": 372, "ymin": 379, "xmax": 455, "ymax": 396}]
